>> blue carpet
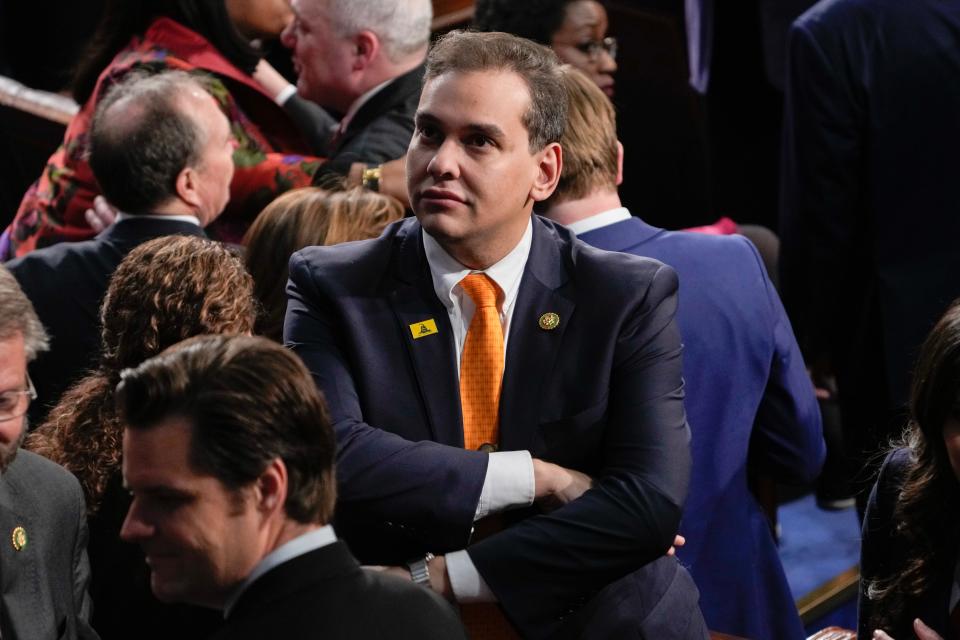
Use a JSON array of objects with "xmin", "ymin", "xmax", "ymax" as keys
[{"xmin": 778, "ymin": 493, "xmax": 861, "ymax": 631}]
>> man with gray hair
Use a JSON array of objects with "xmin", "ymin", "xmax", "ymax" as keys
[
  {"xmin": 6, "ymin": 69, "xmax": 221, "ymax": 422},
  {"xmin": 0, "ymin": 264, "xmax": 98, "ymax": 639},
  {"xmin": 278, "ymin": 0, "xmax": 431, "ymax": 180}
]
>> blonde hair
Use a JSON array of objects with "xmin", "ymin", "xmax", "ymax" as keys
[
  {"xmin": 548, "ymin": 64, "xmax": 619, "ymax": 206},
  {"xmin": 244, "ymin": 187, "xmax": 404, "ymax": 341}
]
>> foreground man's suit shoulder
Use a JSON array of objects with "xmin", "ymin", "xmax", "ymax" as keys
[
  {"xmin": 211, "ymin": 540, "xmax": 464, "ymax": 640},
  {"xmin": 286, "ymin": 216, "xmax": 697, "ymax": 638},
  {"xmin": 0, "ymin": 450, "xmax": 98, "ymax": 639}
]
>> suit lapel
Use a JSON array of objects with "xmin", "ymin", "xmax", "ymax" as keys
[
  {"xmin": 499, "ymin": 218, "xmax": 574, "ymax": 452},
  {"xmin": 0, "ymin": 476, "xmax": 55, "ymax": 638},
  {"xmin": 388, "ymin": 225, "xmax": 464, "ymax": 446}
]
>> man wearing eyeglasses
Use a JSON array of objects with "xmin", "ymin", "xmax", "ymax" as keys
[{"xmin": 0, "ymin": 264, "xmax": 98, "ymax": 639}]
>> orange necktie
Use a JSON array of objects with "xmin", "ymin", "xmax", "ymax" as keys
[
  {"xmin": 459, "ymin": 273, "xmax": 504, "ymax": 451},
  {"xmin": 457, "ymin": 274, "xmax": 519, "ymax": 640}
]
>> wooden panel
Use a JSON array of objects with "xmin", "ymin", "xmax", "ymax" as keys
[{"xmin": 432, "ymin": 0, "xmax": 474, "ymax": 32}]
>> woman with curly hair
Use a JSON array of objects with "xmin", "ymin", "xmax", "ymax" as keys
[
  {"xmin": 243, "ymin": 187, "xmax": 404, "ymax": 342},
  {"xmin": 27, "ymin": 234, "xmax": 256, "ymax": 639},
  {"xmin": 860, "ymin": 299, "xmax": 960, "ymax": 640}
]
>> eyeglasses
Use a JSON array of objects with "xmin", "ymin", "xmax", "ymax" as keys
[
  {"xmin": 574, "ymin": 36, "xmax": 618, "ymax": 62},
  {"xmin": 0, "ymin": 375, "xmax": 36, "ymax": 421}
]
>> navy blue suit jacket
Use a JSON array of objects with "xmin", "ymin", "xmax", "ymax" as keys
[
  {"xmin": 780, "ymin": 0, "xmax": 960, "ymax": 413},
  {"xmin": 579, "ymin": 216, "xmax": 824, "ymax": 640},
  {"xmin": 859, "ymin": 448, "xmax": 954, "ymax": 639},
  {"xmin": 286, "ymin": 216, "xmax": 702, "ymax": 638}
]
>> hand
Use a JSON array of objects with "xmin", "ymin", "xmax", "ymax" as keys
[
  {"xmin": 84, "ymin": 196, "xmax": 117, "ymax": 233},
  {"xmin": 252, "ymin": 58, "xmax": 293, "ymax": 101},
  {"xmin": 363, "ymin": 555, "xmax": 453, "ymax": 601},
  {"xmin": 871, "ymin": 619, "xmax": 944, "ymax": 640},
  {"xmin": 666, "ymin": 534, "xmax": 686, "ymax": 557},
  {"xmin": 533, "ymin": 459, "xmax": 594, "ymax": 511}
]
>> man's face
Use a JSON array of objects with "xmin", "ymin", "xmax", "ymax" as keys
[
  {"xmin": 407, "ymin": 70, "xmax": 557, "ymax": 263},
  {"xmin": 282, "ymin": 0, "xmax": 357, "ymax": 113},
  {"xmin": 186, "ymin": 89, "xmax": 236, "ymax": 226},
  {"xmin": 120, "ymin": 417, "xmax": 263, "ymax": 609},
  {"xmin": 0, "ymin": 334, "xmax": 27, "ymax": 473}
]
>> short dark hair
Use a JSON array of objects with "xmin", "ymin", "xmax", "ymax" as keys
[
  {"xmin": 473, "ymin": 0, "xmax": 574, "ymax": 46},
  {"xmin": 88, "ymin": 69, "xmax": 212, "ymax": 214},
  {"xmin": 116, "ymin": 335, "xmax": 336, "ymax": 524},
  {"xmin": 425, "ymin": 30, "xmax": 567, "ymax": 152}
]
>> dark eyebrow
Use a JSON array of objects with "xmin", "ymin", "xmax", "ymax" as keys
[{"xmin": 415, "ymin": 112, "xmax": 507, "ymax": 142}]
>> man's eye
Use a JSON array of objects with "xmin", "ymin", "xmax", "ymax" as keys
[
  {"xmin": 0, "ymin": 394, "xmax": 16, "ymax": 412},
  {"xmin": 417, "ymin": 125, "xmax": 440, "ymax": 141},
  {"xmin": 466, "ymin": 134, "xmax": 491, "ymax": 147}
]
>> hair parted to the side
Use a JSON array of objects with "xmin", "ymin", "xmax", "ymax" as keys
[
  {"xmin": 26, "ymin": 235, "xmax": 255, "ymax": 515},
  {"xmin": 546, "ymin": 64, "xmax": 618, "ymax": 207},
  {"xmin": 866, "ymin": 298, "xmax": 960, "ymax": 634},
  {"xmin": 473, "ymin": 0, "xmax": 574, "ymax": 47},
  {"xmin": 323, "ymin": 0, "xmax": 432, "ymax": 61},
  {"xmin": 243, "ymin": 186, "xmax": 403, "ymax": 342},
  {"xmin": 115, "ymin": 335, "xmax": 337, "ymax": 524},
  {"xmin": 88, "ymin": 69, "xmax": 215, "ymax": 215},
  {"xmin": 0, "ymin": 265, "xmax": 48, "ymax": 360},
  {"xmin": 425, "ymin": 30, "xmax": 567, "ymax": 153}
]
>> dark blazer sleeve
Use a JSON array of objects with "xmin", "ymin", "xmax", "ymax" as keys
[
  {"xmin": 318, "ymin": 107, "xmax": 416, "ymax": 178},
  {"xmin": 746, "ymin": 237, "xmax": 825, "ymax": 483},
  {"xmin": 857, "ymin": 447, "xmax": 910, "ymax": 639},
  {"xmin": 282, "ymin": 94, "xmax": 339, "ymax": 157},
  {"xmin": 779, "ymin": 16, "xmax": 865, "ymax": 360},
  {"xmin": 468, "ymin": 262, "xmax": 691, "ymax": 637},
  {"xmin": 285, "ymin": 251, "xmax": 487, "ymax": 550}
]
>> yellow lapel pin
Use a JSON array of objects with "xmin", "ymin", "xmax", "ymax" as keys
[
  {"xmin": 11, "ymin": 526, "xmax": 26, "ymax": 551},
  {"xmin": 410, "ymin": 318, "xmax": 439, "ymax": 339}
]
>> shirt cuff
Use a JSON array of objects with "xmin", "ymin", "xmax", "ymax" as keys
[
  {"xmin": 274, "ymin": 84, "xmax": 298, "ymax": 106},
  {"xmin": 474, "ymin": 450, "xmax": 534, "ymax": 521},
  {"xmin": 446, "ymin": 550, "xmax": 497, "ymax": 603}
]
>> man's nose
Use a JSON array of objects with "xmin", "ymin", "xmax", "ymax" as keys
[
  {"xmin": 120, "ymin": 500, "xmax": 155, "ymax": 543},
  {"xmin": 426, "ymin": 139, "xmax": 461, "ymax": 180}
]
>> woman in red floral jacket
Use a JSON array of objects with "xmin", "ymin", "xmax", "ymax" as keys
[{"xmin": 1, "ymin": 0, "xmax": 322, "ymax": 259}]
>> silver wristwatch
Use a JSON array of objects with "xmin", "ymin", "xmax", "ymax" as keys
[{"xmin": 406, "ymin": 552, "xmax": 435, "ymax": 587}]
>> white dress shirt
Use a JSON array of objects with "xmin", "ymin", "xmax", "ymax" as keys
[
  {"xmin": 421, "ymin": 219, "xmax": 537, "ymax": 603},
  {"xmin": 114, "ymin": 211, "xmax": 201, "ymax": 226},
  {"xmin": 222, "ymin": 525, "xmax": 338, "ymax": 617},
  {"xmin": 564, "ymin": 207, "xmax": 632, "ymax": 236}
]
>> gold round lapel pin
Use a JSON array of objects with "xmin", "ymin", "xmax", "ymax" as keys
[
  {"xmin": 11, "ymin": 526, "xmax": 26, "ymax": 551},
  {"xmin": 538, "ymin": 312, "xmax": 560, "ymax": 331}
]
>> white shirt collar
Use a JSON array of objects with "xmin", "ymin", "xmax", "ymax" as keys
[
  {"xmin": 422, "ymin": 218, "xmax": 533, "ymax": 315},
  {"xmin": 564, "ymin": 207, "xmax": 632, "ymax": 236},
  {"xmin": 115, "ymin": 211, "xmax": 201, "ymax": 227},
  {"xmin": 338, "ymin": 76, "xmax": 395, "ymax": 134},
  {"xmin": 222, "ymin": 525, "xmax": 337, "ymax": 618}
]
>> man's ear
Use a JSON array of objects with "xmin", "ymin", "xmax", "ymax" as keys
[
  {"xmin": 616, "ymin": 140, "xmax": 624, "ymax": 187},
  {"xmin": 353, "ymin": 31, "xmax": 380, "ymax": 71},
  {"xmin": 175, "ymin": 165, "xmax": 202, "ymax": 210},
  {"xmin": 255, "ymin": 458, "xmax": 288, "ymax": 516},
  {"xmin": 531, "ymin": 142, "xmax": 563, "ymax": 203}
]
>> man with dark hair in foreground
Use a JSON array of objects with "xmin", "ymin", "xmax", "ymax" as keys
[{"xmin": 118, "ymin": 334, "xmax": 465, "ymax": 640}]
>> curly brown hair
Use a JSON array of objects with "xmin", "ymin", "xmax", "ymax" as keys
[
  {"xmin": 866, "ymin": 299, "xmax": 960, "ymax": 633},
  {"xmin": 26, "ymin": 235, "xmax": 256, "ymax": 514},
  {"xmin": 243, "ymin": 187, "xmax": 403, "ymax": 342}
]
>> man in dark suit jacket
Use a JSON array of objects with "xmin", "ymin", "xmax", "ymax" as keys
[
  {"xmin": 286, "ymin": 31, "xmax": 707, "ymax": 638},
  {"xmin": 779, "ymin": 0, "xmax": 960, "ymax": 508},
  {"xmin": 0, "ymin": 265, "xmax": 97, "ymax": 639},
  {"xmin": 541, "ymin": 66, "xmax": 824, "ymax": 640},
  {"xmin": 6, "ymin": 70, "xmax": 231, "ymax": 422},
  {"xmin": 277, "ymin": 0, "xmax": 430, "ymax": 179},
  {"xmin": 118, "ymin": 335, "xmax": 465, "ymax": 640}
]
